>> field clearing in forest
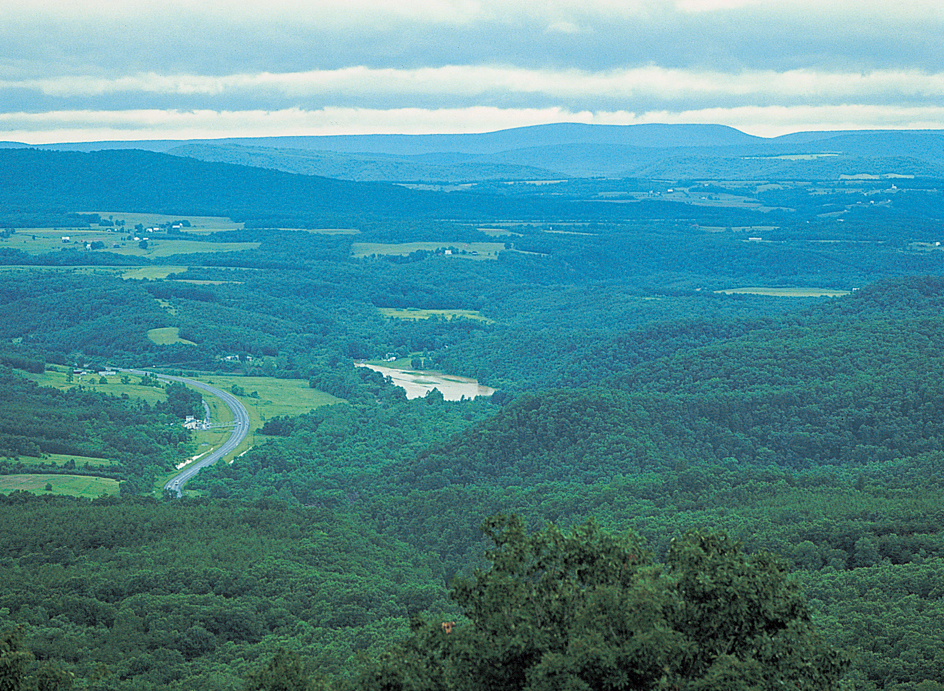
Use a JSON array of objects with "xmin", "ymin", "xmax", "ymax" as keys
[
  {"xmin": 715, "ymin": 287, "xmax": 851, "ymax": 297},
  {"xmin": 352, "ymin": 242, "xmax": 505, "ymax": 259},
  {"xmin": 147, "ymin": 327, "xmax": 197, "ymax": 346},
  {"xmin": 378, "ymin": 308, "xmax": 494, "ymax": 323},
  {"xmin": 0, "ymin": 474, "xmax": 119, "ymax": 497},
  {"xmin": 86, "ymin": 212, "xmax": 243, "ymax": 230},
  {"xmin": 193, "ymin": 374, "xmax": 343, "ymax": 423}
]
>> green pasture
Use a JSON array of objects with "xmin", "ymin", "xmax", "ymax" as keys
[
  {"xmin": 0, "ymin": 229, "xmax": 123, "ymax": 255},
  {"xmin": 0, "ymin": 229, "xmax": 133, "ymax": 255},
  {"xmin": 352, "ymin": 242, "xmax": 505, "ymax": 259},
  {"xmin": 0, "ymin": 474, "xmax": 119, "ymax": 498},
  {"xmin": 199, "ymin": 374, "xmax": 343, "ymax": 423},
  {"xmin": 288, "ymin": 228, "xmax": 360, "ymax": 235},
  {"xmin": 151, "ymin": 373, "xmax": 343, "ymax": 487},
  {"xmin": 0, "ymin": 229, "xmax": 257, "ymax": 257},
  {"xmin": 147, "ymin": 327, "xmax": 197, "ymax": 346},
  {"xmin": 86, "ymin": 212, "xmax": 243, "ymax": 230},
  {"xmin": 39, "ymin": 454, "xmax": 116, "ymax": 468},
  {"xmin": 169, "ymin": 279, "xmax": 243, "ymax": 285},
  {"xmin": 699, "ymin": 226, "xmax": 779, "ymax": 233},
  {"xmin": 715, "ymin": 287, "xmax": 851, "ymax": 297},
  {"xmin": 28, "ymin": 367, "xmax": 170, "ymax": 406},
  {"xmin": 120, "ymin": 240, "xmax": 260, "ymax": 258},
  {"xmin": 744, "ymin": 153, "xmax": 840, "ymax": 161},
  {"xmin": 0, "ymin": 265, "xmax": 128, "ymax": 277},
  {"xmin": 122, "ymin": 266, "xmax": 188, "ymax": 280},
  {"xmin": 378, "ymin": 307, "xmax": 495, "ymax": 323},
  {"xmin": 478, "ymin": 227, "xmax": 521, "ymax": 237}
]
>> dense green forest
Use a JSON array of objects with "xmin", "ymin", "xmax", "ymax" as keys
[{"xmin": 2, "ymin": 144, "xmax": 944, "ymax": 690}]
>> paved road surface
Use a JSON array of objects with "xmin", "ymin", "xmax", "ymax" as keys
[{"xmin": 123, "ymin": 370, "xmax": 251, "ymax": 497}]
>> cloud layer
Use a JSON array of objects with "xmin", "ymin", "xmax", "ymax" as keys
[{"xmin": 3, "ymin": 0, "xmax": 943, "ymax": 142}]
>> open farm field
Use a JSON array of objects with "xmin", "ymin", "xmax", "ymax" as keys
[
  {"xmin": 478, "ymin": 227, "xmax": 521, "ymax": 237},
  {"xmin": 147, "ymin": 327, "xmax": 197, "ymax": 346},
  {"xmin": 86, "ymin": 212, "xmax": 243, "ymax": 230},
  {"xmin": 0, "ymin": 228, "xmax": 128, "ymax": 254},
  {"xmin": 352, "ymin": 241, "xmax": 505, "ymax": 259},
  {"xmin": 28, "ymin": 367, "xmax": 170, "ymax": 406},
  {"xmin": 0, "ymin": 265, "xmax": 129, "ymax": 277},
  {"xmin": 700, "ymin": 225, "xmax": 779, "ymax": 233},
  {"xmin": 122, "ymin": 265, "xmax": 188, "ymax": 279},
  {"xmin": 122, "ymin": 239, "xmax": 260, "ymax": 257},
  {"xmin": 745, "ymin": 153, "xmax": 840, "ymax": 160},
  {"xmin": 195, "ymin": 374, "xmax": 343, "ymax": 422},
  {"xmin": 169, "ymin": 279, "xmax": 244, "ymax": 284},
  {"xmin": 40, "ymin": 453, "xmax": 116, "ymax": 468},
  {"xmin": 378, "ymin": 307, "xmax": 494, "ymax": 323},
  {"xmin": 0, "ymin": 474, "xmax": 119, "ymax": 497},
  {"xmin": 0, "ymin": 230, "xmax": 258, "ymax": 257},
  {"xmin": 714, "ymin": 286, "xmax": 851, "ymax": 297},
  {"xmin": 288, "ymin": 228, "xmax": 360, "ymax": 235}
]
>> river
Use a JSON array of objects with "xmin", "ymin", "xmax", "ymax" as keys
[{"xmin": 355, "ymin": 363, "xmax": 495, "ymax": 401}]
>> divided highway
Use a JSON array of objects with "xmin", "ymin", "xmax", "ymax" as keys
[{"xmin": 123, "ymin": 370, "xmax": 251, "ymax": 497}]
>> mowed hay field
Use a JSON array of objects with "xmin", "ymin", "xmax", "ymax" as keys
[
  {"xmin": 352, "ymin": 242, "xmax": 506, "ymax": 259},
  {"xmin": 714, "ymin": 287, "xmax": 851, "ymax": 297},
  {"xmin": 86, "ymin": 212, "xmax": 243, "ymax": 231},
  {"xmin": 378, "ymin": 308, "xmax": 495, "ymax": 323},
  {"xmin": 35, "ymin": 454, "xmax": 117, "ymax": 468},
  {"xmin": 147, "ymin": 327, "xmax": 197, "ymax": 346},
  {"xmin": 0, "ymin": 229, "xmax": 257, "ymax": 257},
  {"xmin": 26, "ymin": 367, "xmax": 171, "ymax": 406},
  {"xmin": 122, "ymin": 266, "xmax": 188, "ymax": 280},
  {"xmin": 0, "ymin": 474, "xmax": 119, "ymax": 498},
  {"xmin": 196, "ymin": 375, "xmax": 344, "ymax": 422}
]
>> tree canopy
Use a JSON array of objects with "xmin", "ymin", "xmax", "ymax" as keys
[{"xmin": 356, "ymin": 515, "xmax": 849, "ymax": 691}]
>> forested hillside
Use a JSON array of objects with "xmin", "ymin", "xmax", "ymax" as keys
[{"xmin": 2, "ymin": 138, "xmax": 944, "ymax": 690}]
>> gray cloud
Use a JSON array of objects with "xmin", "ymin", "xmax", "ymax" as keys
[{"xmin": 2, "ymin": 0, "xmax": 944, "ymax": 141}]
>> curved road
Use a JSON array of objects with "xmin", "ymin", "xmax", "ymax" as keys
[{"xmin": 123, "ymin": 370, "xmax": 251, "ymax": 497}]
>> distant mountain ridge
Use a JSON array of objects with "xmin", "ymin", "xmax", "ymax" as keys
[{"xmin": 6, "ymin": 123, "xmax": 944, "ymax": 181}]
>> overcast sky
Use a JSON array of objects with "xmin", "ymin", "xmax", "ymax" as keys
[{"xmin": 2, "ymin": 0, "xmax": 943, "ymax": 143}]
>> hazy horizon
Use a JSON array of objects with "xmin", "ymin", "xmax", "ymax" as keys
[{"xmin": 3, "ymin": 1, "xmax": 943, "ymax": 143}]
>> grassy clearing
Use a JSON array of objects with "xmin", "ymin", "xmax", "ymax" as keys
[
  {"xmin": 908, "ymin": 242, "xmax": 944, "ymax": 252},
  {"xmin": 478, "ymin": 227, "xmax": 521, "ymax": 237},
  {"xmin": 38, "ymin": 454, "xmax": 116, "ymax": 468},
  {"xmin": 715, "ymin": 287, "xmax": 851, "ymax": 297},
  {"xmin": 85, "ymin": 212, "xmax": 243, "ymax": 230},
  {"xmin": 170, "ymin": 279, "xmax": 243, "ymax": 285},
  {"xmin": 378, "ymin": 307, "xmax": 494, "ymax": 323},
  {"xmin": 0, "ymin": 265, "xmax": 129, "ymax": 278},
  {"xmin": 27, "ymin": 367, "xmax": 170, "ymax": 406},
  {"xmin": 151, "ymin": 373, "xmax": 343, "ymax": 479},
  {"xmin": 198, "ymin": 375, "xmax": 343, "ymax": 422},
  {"xmin": 0, "ymin": 230, "xmax": 257, "ymax": 258},
  {"xmin": 699, "ymin": 226, "xmax": 779, "ymax": 233},
  {"xmin": 744, "ymin": 153, "xmax": 839, "ymax": 161},
  {"xmin": 0, "ymin": 229, "xmax": 126, "ymax": 255},
  {"xmin": 352, "ymin": 242, "xmax": 505, "ymax": 260},
  {"xmin": 122, "ymin": 266, "xmax": 188, "ymax": 280},
  {"xmin": 0, "ymin": 474, "xmax": 119, "ymax": 498},
  {"xmin": 285, "ymin": 228, "xmax": 360, "ymax": 235},
  {"xmin": 147, "ymin": 327, "xmax": 197, "ymax": 346},
  {"xmin": 122, "ymin": 240, "xmax": 260, "ymax": 258}
]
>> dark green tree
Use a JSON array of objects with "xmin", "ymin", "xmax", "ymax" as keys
[
  {"xmin": 355, "ymin": 516, "xmax": 849, "ymax": 691},
  {"xmin": 245, "ymin": 648, "xmax": 319, "ymax": 691},
  {"xmin": 0, "ymin": 628, "xmax": 32, "ymax": 691}
]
